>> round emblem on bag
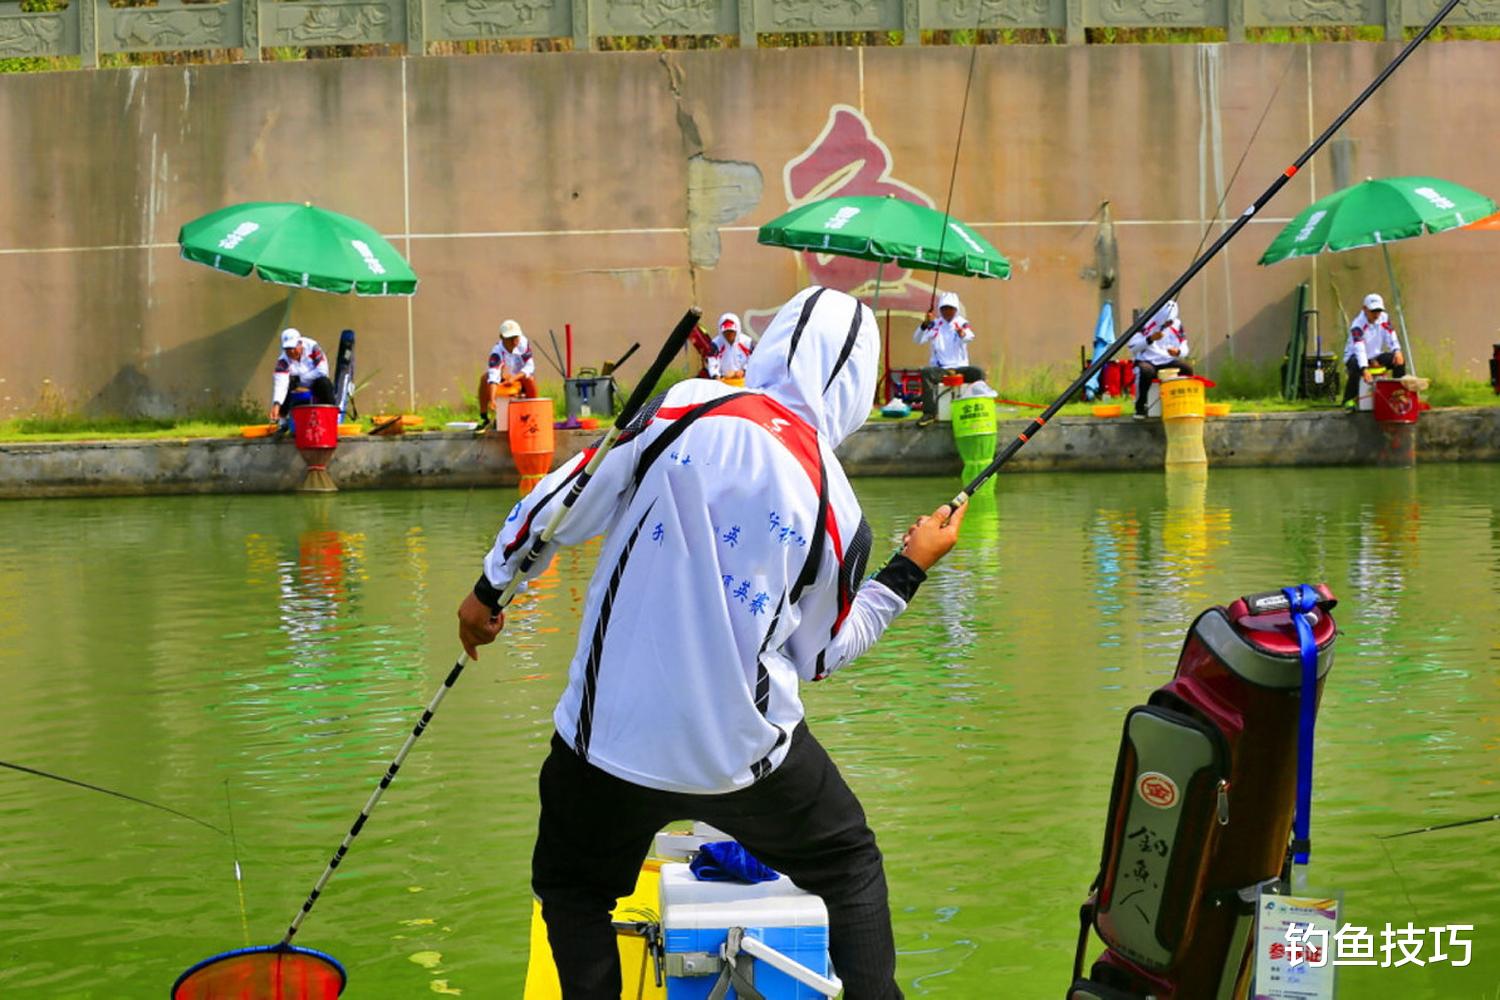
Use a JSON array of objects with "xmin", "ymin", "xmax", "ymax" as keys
[{"xmin": 1138, "ymin": 772, "xmax": 1178, "ymax": 809}]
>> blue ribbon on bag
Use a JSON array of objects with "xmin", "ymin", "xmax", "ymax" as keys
[
  {"xmin": 1282, "ymin": 584, "xmax": 1321, "ymax": 866},
  {"xmin": 690, "ymin": 842, "xmax": 781, "ymax": 884}
]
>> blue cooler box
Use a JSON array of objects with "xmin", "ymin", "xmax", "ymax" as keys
[{"xmin": 659, "ymin": 861, "xmax": 831, "ymax": 999}]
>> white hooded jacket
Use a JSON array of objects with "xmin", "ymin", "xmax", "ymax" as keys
[
  {"xmin": 479, "ymin": 287, "xmax": 915, "ymax": 793},
  {"xmin": 271, "ymin": 336, "xmax": 330, "ymax": 405},
  {"xmin": 487, "ymin": 333, "xmax": 536, "ymax": 383},
  {"xmin": 1344, "ymin": 311, "xmax": 1400, "ymax": 368},
  {"xmin": 707, "ymin": 312, "xmax": 754, "ymax": 378},
  {"xmin": 912, "ymin": 291, "xmax": 975, "ymax": 368},
  {"xmin": 1127, "ymin": 301, "xmax": 1190, "ymax": 366}
]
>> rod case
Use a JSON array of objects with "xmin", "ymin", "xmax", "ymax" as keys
[{"xmin": 1069, "ymin": 585, "xmax": 1338, "ymax": 1000}]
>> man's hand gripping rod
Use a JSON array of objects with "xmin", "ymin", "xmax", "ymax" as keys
[{"xmin": 281, "ymin": 307, "xmax": 702, "ymax": 947}]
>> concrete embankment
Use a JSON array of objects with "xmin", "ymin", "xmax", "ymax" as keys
[{"xmin": 2, "ymin": 408, "xmax": 1497, "ymax": 500}]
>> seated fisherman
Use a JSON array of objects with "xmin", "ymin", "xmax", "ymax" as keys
[
  {"xmin": 912, "ymin": 291, "xmax": 984, "ymax": 425},
  {"xmin": 706, "ymin": 312, "xmax": 754, "ymax": 380},
  {"xmin": 1342, "ymin": 292, "xmax": 1406, "ymax": 410},
  {"xmin": 1126, "ymin": 300, "xmax": 1192, "ymax": 419},
  {"xmin": 478, "ymin": 319, "xmax": 538, "ymax": 428},
  {"xmin": 269, "ymin": 328, "xmax": 334, "ymax": 423}
]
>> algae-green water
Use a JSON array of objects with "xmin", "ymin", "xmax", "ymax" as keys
[{"xmin": 1, "ymin": 466, "xmax": 1496, "ymax": 998}]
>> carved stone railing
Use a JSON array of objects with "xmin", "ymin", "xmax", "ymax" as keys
[{"xmin": 1, "ymin": 0, "xmax": 1496, "ymax": 66}]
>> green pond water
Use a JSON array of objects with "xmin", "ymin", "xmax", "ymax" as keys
[{"xmin": 0, "ymin": 466, "xmax": 1497, "ymax": 999}]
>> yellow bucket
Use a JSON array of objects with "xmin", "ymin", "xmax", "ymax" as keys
[
  {"xmin": 1204, "ymin": 402, "xmax": 1231, "ymax": 417},
  {"xmin": 722, "ymin": 374, "xmax": 746, "ymax": 387},
  {"xmin": 1160, "ymin": 378, "xmax": 1206, "ymax": 421}
]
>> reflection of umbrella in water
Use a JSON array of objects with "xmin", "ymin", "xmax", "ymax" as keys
[
  {"xmin": 757, "ymin": 194, "xmax": 1010, "ymax": 312},
  {"xmin": 1258, "ymin": 176, "xmax": 1496, "ymax": 375}
]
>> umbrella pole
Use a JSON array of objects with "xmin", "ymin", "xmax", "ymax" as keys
[
  {"xmin": 277, "ymin": 289, "xmax": 298, "ymax": 335},
  {"xmin": 1381, "ymin": 243, "xmax": 1417, "ymax": 376},
  {"xmin": 870, "ymin": 262, "xmax": 885, "ymax": 315}
]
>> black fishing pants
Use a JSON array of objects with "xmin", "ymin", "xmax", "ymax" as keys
[
  {"xmin": 532, "ymin": 723, "xmax": 904, "ymax": 1000},
  {"xmin": 1341, "ymin": 351, "xmax": 1407, "ymax": 404},
  {"xmin": 919, "ymin": 365, "xmax": 984, "ymax": 417},
  {"xmin": 288, "ymin": 375, "xmax": 336, "ymax": 406}
]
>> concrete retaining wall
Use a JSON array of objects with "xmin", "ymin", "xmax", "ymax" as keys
[
  {"xmin": 3, "ymin": 43, "xmax": 1500, "ymax": 419},
  {"xmin": 3, "ymin": 408, "xmax": 1496, "ymax": 500}
]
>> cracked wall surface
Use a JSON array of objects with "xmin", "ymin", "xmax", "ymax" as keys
[{"xmin": 1, "ymin": 43, "xmax": 1497, "ymax": 415}]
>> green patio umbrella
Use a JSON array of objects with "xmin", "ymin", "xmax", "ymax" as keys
[
  {"xmin": 758, "ymin": 195, "xmax": 1011, "ymax": 281},
  {"xmin": 1259, "ymin": 177, "xmax": 1496, "ymax": 375},
  {"xmin": 178, "ymin": 201, "xmax": 418, "ymax": 296}
]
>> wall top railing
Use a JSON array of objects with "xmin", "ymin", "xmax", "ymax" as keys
[{"xmin": 1, "ymin": 0, "xmax": 1496, "ymax": 67}]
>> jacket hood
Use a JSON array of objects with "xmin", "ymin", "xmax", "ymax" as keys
[
  {"xmin": 718, "ymin": 312, "xmax": 742, "ymax": 334},
  {"xmin": 745, "ymin": 286, "xmax": 878, "ymax": 448},
  {"xmin": 1146, "ymin": 300, "xmax": 1180, "ymax": 332},
  {"xmin": 937, "ymin": 291, "xmax": 962, "ymax": 315}
]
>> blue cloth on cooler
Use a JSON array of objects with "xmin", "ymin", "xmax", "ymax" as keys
[{"xmin": 690, "ymin": 841, "xmax": 780, "ymax": 884}]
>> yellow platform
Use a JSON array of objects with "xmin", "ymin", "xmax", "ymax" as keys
[{"xmin": 523, "ymin": 860, "xmax": 666, "ymax": 1000}]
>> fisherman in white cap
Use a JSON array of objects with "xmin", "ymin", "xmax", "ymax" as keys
[
  {"xmin": 912, "ymin": 291, "xmax": 984, "ymax": 425},
  {"xmin": 1342, "ymin": 292, "xmax": 1406, "ymax": 409},
  {"xmin": 706, "ymin": 312, "xmax": 754, "ymax": 380},
  {"xmin": 269, "ymin": 328, "xmax": 333, "ymax": 423},
  {"xmin": 478, "ymin": 319, "xmax": 538, "ymax": 429}
]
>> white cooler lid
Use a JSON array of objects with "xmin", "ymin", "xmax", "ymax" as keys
[{"xmin": 659, "ymin": 862, "xmax": 828, "ymax": 932}]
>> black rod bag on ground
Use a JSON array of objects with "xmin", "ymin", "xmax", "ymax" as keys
[
  {"xmin": 334, "ymin": 329, "xmax": 356, "ymax": 419},
  {"xmin": 1069, "ymin": 585, "xmax": 1338, "ymax": 1000}
]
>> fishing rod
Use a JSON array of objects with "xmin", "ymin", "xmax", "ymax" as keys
[
  {"xmin": 1380, "ymin": 812, "xmax": 1500, "ymax": 840},
  {"xmin": 949, "ymin": 0, "xmax": 1466, "ymax": 507},
  {"xmin": 277, "ymin": 307, "xmax": 701, "ymax": 950},
  {"xmin": 0, "ymin": 757, "xmax": 224, "ymax": 835}
]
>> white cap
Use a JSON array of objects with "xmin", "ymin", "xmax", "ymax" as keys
[
  {"xmin": 1363, "ymin": 293, "xmax": 1385, "ymax": 312},
  {"xmin": 280, "ymin": 328, "xmax": 301, "ymax": 348},
  {"xmin": 499, "ymin": 319, "xmax": 523, "ymax": 340}
]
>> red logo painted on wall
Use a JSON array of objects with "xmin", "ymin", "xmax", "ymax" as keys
[{"xmin": 748, "ymin": 105, "xmax": 943, "ymax": 333}]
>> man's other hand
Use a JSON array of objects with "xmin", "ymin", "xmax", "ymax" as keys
[{"xmin": 458, "ymin": 591, "xmax": 505, "ymax": 659}]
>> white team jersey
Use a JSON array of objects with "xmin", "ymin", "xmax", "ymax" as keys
[
  {"xmin": 481, "ymin": 287, "xmax": 907, "ymax": 793},
  {"xmin": 1344, "ymin": 312, "xmax": 1400, "ymax": 368},
  {"xmin": 271, "ymin": 337, "xmax": 330, "ymax": 405},
  {"xmin": 707, "ymin": 333, "xmax": 754, "ymax": 377},
  {"xmin": 487, "ymin": 335, "xmax": 536, "ymax": 382},
  {"xmin": 912, "ymin": 316, "xmax": 974, "ymax": 368}
]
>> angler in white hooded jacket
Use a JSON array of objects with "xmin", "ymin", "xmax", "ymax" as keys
[
  {"xmin": 1126, "ymin": 299, "xmax": 1193, "ymax": 418},
  {"xmin": 912, "ymin": 291, "xmax": 984, "ymax": 423},
  {"xmin": 706, "ymin": 311, "xmax": 754, "ymax": 379},
  {"xmin": 458, "ymin": 286, "xmax": 964, "ymax": 1000}
]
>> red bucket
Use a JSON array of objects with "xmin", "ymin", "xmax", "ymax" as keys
[
  {"xmin": 292, "ymin": 405, "xmax": 341, "ymax": 451},
  {"xmin": 1372, "ymin": 379, "xmax": 1420, "ymax": 424}
]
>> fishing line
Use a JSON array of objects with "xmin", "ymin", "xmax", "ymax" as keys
[
  {"xmin": 225, "ymin": 779, "xmax": 251, "ymax": 947},
  {"xmin": 1377, "ymin": 838, "xmax": 1422, "ymax": 924},
  {"xmin": 948, "ymin": 0, "xmax": 1465, "ymax": 507},
  {"xmin": 0, "ymin": 758, "xmax": 225, "ymax": 835},
  {"xmin": 1187, "ymin": 46, "xmax": 1301, "ymax": 265},
  {"xmin": 925, "ymin": 0, "xmax": 988, "ymax": 311}
]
